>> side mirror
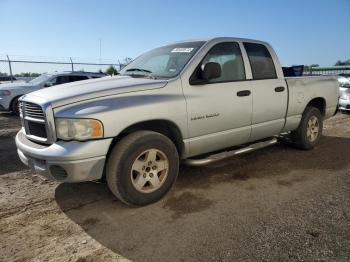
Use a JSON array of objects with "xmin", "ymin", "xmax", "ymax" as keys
[{"xmin": 201, "ymin": 62, "xmax": 221, "ymax": 81}]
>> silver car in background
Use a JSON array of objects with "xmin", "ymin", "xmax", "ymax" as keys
[
  {"xmin": 0, "ymin": 71, "xmax": 107, "ymax": 115},
  {"xmin": 338, "ymin": 76, "xmax": 350, "ymax": 112}
]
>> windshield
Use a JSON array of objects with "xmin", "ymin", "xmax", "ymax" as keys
[
  {"xmin": 120, "ymin": 41, "xmax": 205, "ymax": 79},
  {"xmin": 29, "ymin": 73, "xmax": 52, "ymax": 84}
]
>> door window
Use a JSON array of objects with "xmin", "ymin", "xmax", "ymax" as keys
[
  {"xmin": 45, "ymin": 75, "xmax": 88, "ymax": 87},
  {"xmin": 69, "ymin": 75, "xmax": 89, "ymax": 82},
  {"xmin": 192, "ymin": 42, "xmax": 246, "ymax": 83},
  {"xmin": 243, "ymin": 43, "xmax": 277, "ymax": 80}
]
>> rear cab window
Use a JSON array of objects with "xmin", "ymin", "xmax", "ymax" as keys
[{"xmin": 243, "ymin": 43, "xmax": 277, "ymax": 80}]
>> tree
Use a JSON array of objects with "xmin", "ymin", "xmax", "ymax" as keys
[
  {"xmin": 105, "ymin": 65, "xmax": 118, "ymax": 75},
  {"xmin": 334, "ymin": 60, "xmax": 350, "ymax": 66},
  {"xmin": 304, "ymin": 64, "xmax": 319, "ymax": 71},
  {"xmin": 14, "ymin": 72, "xmax": 40, "ymax": 77}
]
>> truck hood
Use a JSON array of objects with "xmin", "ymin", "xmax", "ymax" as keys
[
  {"xmin": 23, "ymin": 75, "xmax": 168, "ymax": 108},
  {"xmin": 0, "ymin": 82, "xmax": 34, "ymax": 90}
]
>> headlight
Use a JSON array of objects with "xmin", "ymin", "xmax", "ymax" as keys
[
  {"xmin": 56, "ymin": 118, "xmax": 103, "ymax": 141},
  {"xmin": 0, "ymin": 90, "xmax": 11, "ymax": 96}
]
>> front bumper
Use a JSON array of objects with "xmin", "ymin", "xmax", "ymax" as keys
[
  {"xmin": 339, "ymin": 98, "xmax": 350, "ymax": 111},
  {"xmin": 15, "ymin": 129, "xmax": 112, "ymax": 182}
]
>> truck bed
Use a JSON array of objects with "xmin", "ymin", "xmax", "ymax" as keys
[{"xmin": 282, "ymin": 76, "xmax": 339, "ymax": 132}]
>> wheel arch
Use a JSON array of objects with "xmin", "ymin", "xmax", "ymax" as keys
[
  {"xmin": 9, "ymin": 95, "xmax": 23, "ymax": 113},
  {"xmin": 108, "ymin": 119, "xmax": 184, "ymax": 157},
  {"xmin": 305, "ymin": 97, "xmax": 326, "ymax": 116},
  {"xmin": 10, "ymin": 95, "xmax": 23, "ymax": 108}
]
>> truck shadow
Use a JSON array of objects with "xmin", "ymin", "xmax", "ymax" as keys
[
  {"xmin": 0, "ymin": 137, "xmax": 28, "ymax": 175},
  {"xmin": 55, "ymin": 135, "xmax": 349, "ymax": 262},
  {"xmin": 0, "ymin": 113, "xmax": 25, "ymax": 175}
]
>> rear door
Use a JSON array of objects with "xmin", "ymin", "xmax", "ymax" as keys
[{"xmin": 243, "ymin": 42, "xmax": 288, "ymax": 141}]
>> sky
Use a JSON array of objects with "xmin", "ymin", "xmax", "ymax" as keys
[{"xmin": 1, "ymin": 0, "xmax": 350, "ymax": 72}]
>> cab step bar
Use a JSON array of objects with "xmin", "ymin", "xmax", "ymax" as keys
[{"xmin": 184, "ymin": 138, "xmax": 278, "ymax": 166}]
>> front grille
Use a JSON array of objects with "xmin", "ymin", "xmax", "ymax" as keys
[
  {"xmin": 23, "ymin": 102, "xmax": 45, "ymax": 119},
  {"xmin": 19, "ymin": 101, "xmax": 23, "ymax": 116},
  {"xmin": 28, "ymin": 121, "xmax": 47, "ymax": 138},
  {"xmin": 20, "ymin": 101, "xmax": 48, "ymax": 141}
]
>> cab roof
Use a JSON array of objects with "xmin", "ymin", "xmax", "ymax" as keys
[{"xmin": 169, "ymin": 37, "xmax": 269, "ymax": 46}]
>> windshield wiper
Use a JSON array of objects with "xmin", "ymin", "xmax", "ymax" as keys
[{"xmin": 126, "ymin": 68, "xmax": 152, "ymax": 74}]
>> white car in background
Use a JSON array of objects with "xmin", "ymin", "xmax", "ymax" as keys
[
  {"xmin": 0, "ymin": 71, "xmax": 107, "ymax": 115},
  {"xmin": 338, "ymin": 76, "xmax": 350, "ymax": 112}
]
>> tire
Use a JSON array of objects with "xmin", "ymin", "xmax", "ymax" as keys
[
  {"xmin": 290, "ymin": 106, "xmax": 323, "ymax": 150},
  {"xmin": 106, "ymin": 130, "xmax": 179, "ymax": 206},
  {"xmin": 11, "ymin": 97, "xmax": 20, "ymax": 116}
]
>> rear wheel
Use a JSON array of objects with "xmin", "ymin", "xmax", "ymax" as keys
[
  {"xmin": 106, "ymin": 131, "xmax": 179, "ymax": 206},
  {"xmin": 290, "ymin": 106, "xmax": 323, "ymax": 150}
]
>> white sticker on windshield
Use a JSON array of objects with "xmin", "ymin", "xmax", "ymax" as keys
[{"xmin": 171, "ymin": 48, "xmax": 194, "ymax": 53}]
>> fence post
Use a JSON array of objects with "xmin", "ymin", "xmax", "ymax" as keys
[
  {"xmin": 70, "ymin": 57, "xmax": 74, "ymax": 72},
  {"xmin": 6, "ymin": 55, "xmax": 13, "ymax": 83}
]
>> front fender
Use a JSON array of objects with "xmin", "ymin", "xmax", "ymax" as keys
[{"xmin": 53, "ymin": 84, "xmax": 188, "ymax": 139}]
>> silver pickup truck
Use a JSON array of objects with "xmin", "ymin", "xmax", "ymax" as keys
[{"xmin": 15, "ymin": 37, "xmax": 339, "ymax": 206}]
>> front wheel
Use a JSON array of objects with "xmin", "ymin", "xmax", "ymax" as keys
[
  {"xmin": 11, "ymin": 97, "xmax": 20, "ymax": 116},
  {"xmin": 106, "ymin": 131, "xmax": 179, "ymax": 206},
  {"xmin": 290, "ymin": 106, "xmax": 323, "ymax": 150}
]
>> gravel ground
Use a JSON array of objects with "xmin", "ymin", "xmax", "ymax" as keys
[{"xmin": 0, "ymin": 112, "xmax": 349, "ymax": 262}]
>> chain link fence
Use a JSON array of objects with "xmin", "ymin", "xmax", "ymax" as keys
[
  {"xmin": 304, "ymin": 66, "xmax": 350, "ymax": 76},
  {"xmin": 0, "ymin": 54, "xmax": 126, "ymax": 82},
  {"xmin": 2, "ymin": 53, "xmax": 350, "ymax": 82}
]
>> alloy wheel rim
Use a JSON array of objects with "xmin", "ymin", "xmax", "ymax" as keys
[
  {"xmin": 306, "ymin": 116, "xmax": 319, "ymax": 142},
  {"xmin": 130, "ymin": 148, "xmax": 169, "ymax": 193}
]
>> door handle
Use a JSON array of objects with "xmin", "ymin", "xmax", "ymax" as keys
[
  {"xmin": 275, "ymin": 86, "xmax": 285, "ymax": 92},
  {"xmin": 237, "ymin": 90, "xmax": 251, "ymax": 97}
]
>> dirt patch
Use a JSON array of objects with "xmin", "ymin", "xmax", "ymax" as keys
[
  {"xmin": 277, "ymin": 175, "xmax": 308, "ymax": 186},
  {"xmin": 163, "ymin": 191, "xmax": 213, "ymax": 219}
]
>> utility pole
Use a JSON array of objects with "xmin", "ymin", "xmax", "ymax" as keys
[
  {"xmin": 70, "ymin": 57, "xmax": 74, "ymax": 72},
  {"xmin": 6, "ymin": 55, "xmax": 13, "ymax": 82}
]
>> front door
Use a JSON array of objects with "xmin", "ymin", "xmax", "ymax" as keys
[{"xmin": 182, "ymin": 42, "xmax": 252, "ymax": 157}]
